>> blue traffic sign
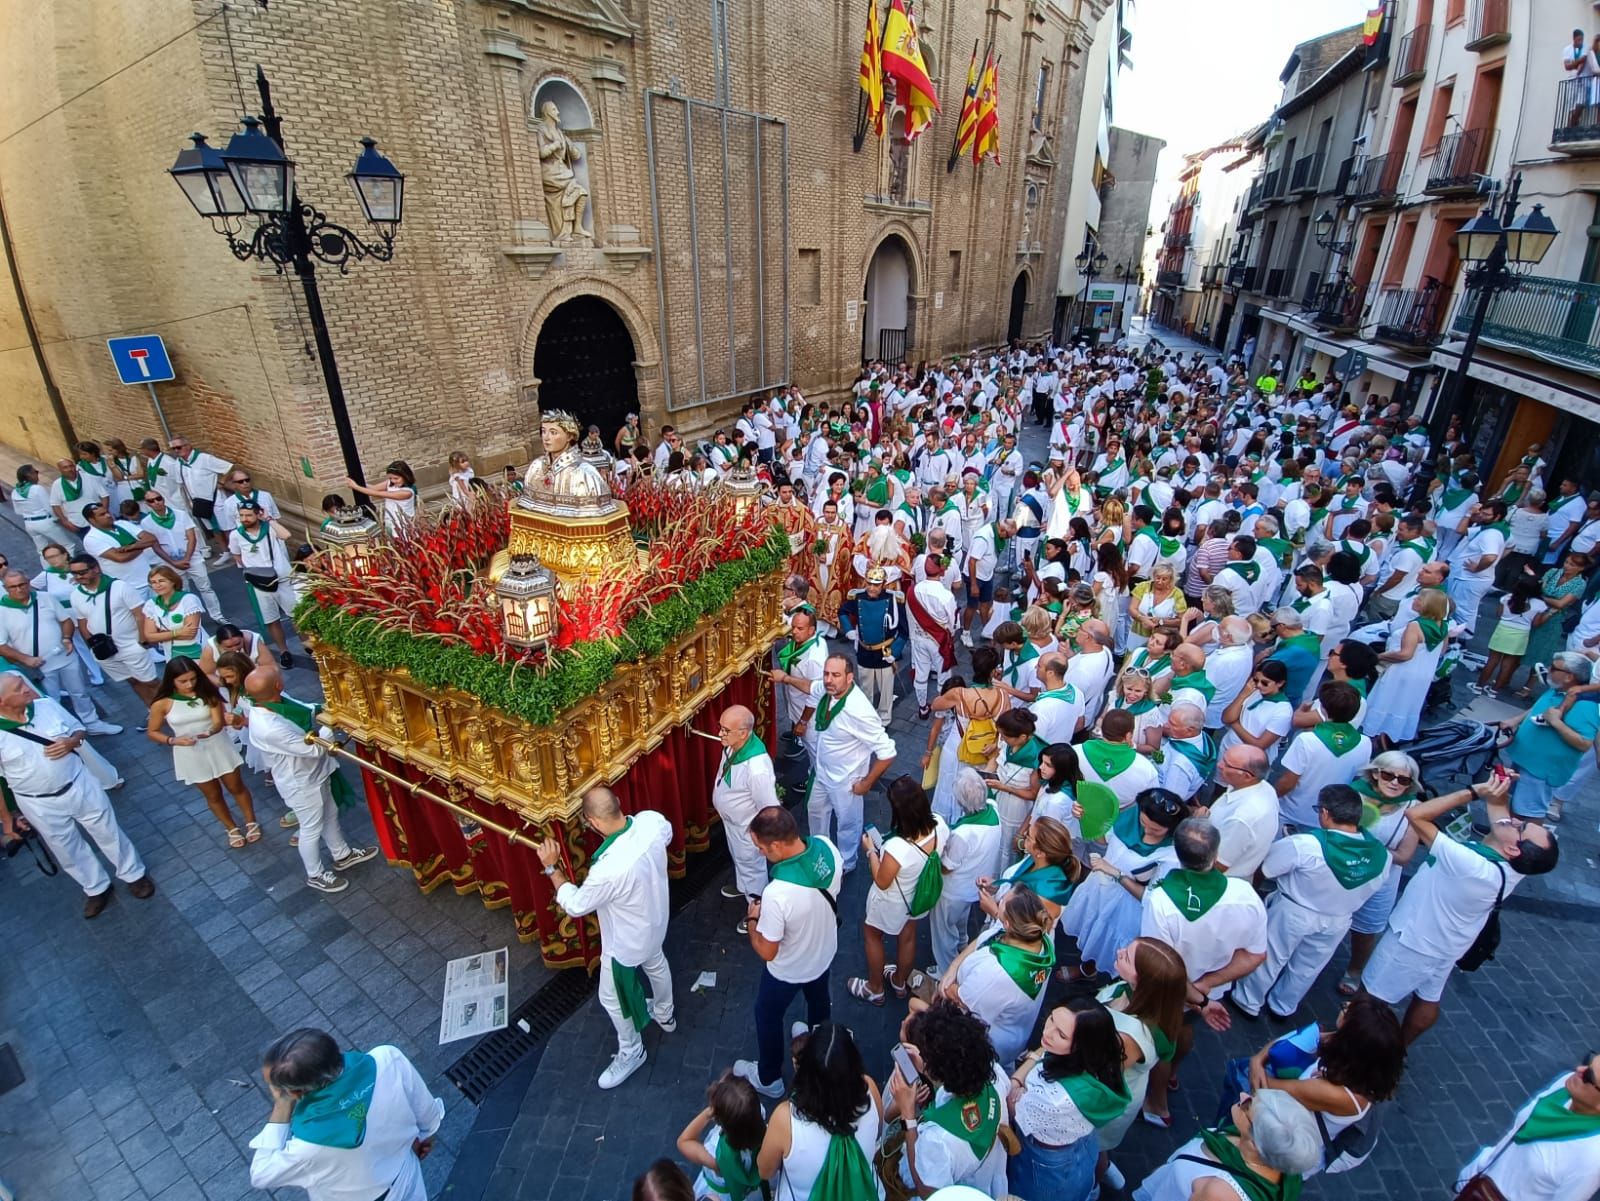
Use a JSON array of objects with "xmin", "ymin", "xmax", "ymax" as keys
[{"xmin": 107, "ymin": 335, "xmax": 175, "ymax": 385}]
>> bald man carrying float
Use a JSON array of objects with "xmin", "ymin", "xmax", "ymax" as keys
[
  {"xmin": 713, "ymin": 704, "xmax": 779, "ymax": 932},
  {"xmin": 538, "ymin": 787, "xmax": 675, "ymax": 1090}
]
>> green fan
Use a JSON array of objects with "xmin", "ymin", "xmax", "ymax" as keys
[{"xmin": 1076, "ymin": 779, "xmax": 1120, "ymax": 842}]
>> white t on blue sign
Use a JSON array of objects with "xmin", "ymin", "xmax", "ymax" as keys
[{"xmin": 107, "ymin": 335, "xmax": 175, "ymax": 385}]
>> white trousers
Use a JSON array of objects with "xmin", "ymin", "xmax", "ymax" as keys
[
  {"xmin": 23, "ymin": 516, "xmax": 79, "ymax": 555},
  {"xmin": 808, "ymin": 777, "xmax": 864, "ymax": 871},
  {"xmin": 181, "ymin": 560, "xmax": 225, "ymax": 622},
  {"xmin": 858, "ymin": 665, "xmax": 896, "ymax": 724},
  {"xmin": 908, "ymin": 632, "xmax": 947, "ymax": 706},
  {"xmin": 717, "ymin": 806, "xmax": 768, "ymax": 897},
  {"xmin": 929, "ymin": 891, "xmax": 976, "ymax": 976},
  {"xmin": 1231, "ymin": 891, "xmax": 1350, "ymax": 1018},
  {"xmin": 41, "ymin": 658, "xmax": 103, "ymax": 724},
  {"xmin": 280, "ymin": 778, "xmax": 349, "ymax": 877},
  {"xmin": 13, "ymin": 775, "xmax": 144, "ymax": 896},
  {"xmin": 1447, "ymin": 575, "xmax": 1494, "ymax": 636},
  {"xmin": 598, "ymin": 948, "xmax": 674, "ymax": 1056}
]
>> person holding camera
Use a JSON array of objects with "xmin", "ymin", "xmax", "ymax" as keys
[
  {"xmin": 67, "ymin": 552, "xmax": 160, "ymax": 708},
  {"xmin": 0, "ymin": 673, "xmax": 152, "ymax": 918},
  {"xmin": 249, "ymin": 1027, "xmax": 443, "ymax": 1201}
]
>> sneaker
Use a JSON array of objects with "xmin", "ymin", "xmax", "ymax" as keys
[
  {"xmin": 959, "ymin": 630, "xmax": 974, "ymax": 648},
  {"xmin": 84, "ymin": 721, "xmax": 123, "ymax": 736},
  {"xmin": 279, "ymin": 651, "xmax": 294, "ymax": 670},
  {"xmin": 306, "ymin": 871, "xmax": 348, "ymax": 893},
  {"xmin": 654, "ymin": 1011, "xmax": 677, "ymax": 1034},
  {"xmin": 791, "ymin": 1021, "xmax": 810, "ymax": 1041},
  {"xmin": 1534, "ymin": 663, "xmax": 1550, "ymax": 685},
  {"xmin": 736, "ymin": 918, "xmax": 749, "ymax": 935},
  {"xmin": 332, "ymin": 846, "xmax": 378, "ymax": 870},
  {"xmin": 1482, "ymin": 686, "xmax": 1499, "ymax": 699},
  {"xmin": 720, "ymin": 882, "xmax": 745, "ymax": 899},
  {"xmin": 731, "ymin": 1058, "xmax": 784, "ymax": 1099},
  {"xmin": 209, "ymin": 552, "xmax": 233, "ymax": 569},
  {"xmin": 598, "ymin": 1047, "xmax": 647, "ymax": 1090},
  {"xmin": 1101, "ymin": 1161, "xmax": 1126, "ymax": 1191},
  {"xmin": 1467, "ymin": 682, "xmax": 1486, "ymax": 695}
]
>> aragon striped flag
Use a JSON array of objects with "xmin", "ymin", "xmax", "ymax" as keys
[
  {"xmin": 859, "ymin": 0, "xmax": 885, "ymax": 138},
  {"xmin": 972, "ymin": 48, "xmax": 1000, "ymax": 164},
  {"xmin": 952, "ymin": 42, "xmax": 983, "ymax": 161},
  {"xmin": 881, "ymin": 0, "xmax": 939, "ymax": 140}
]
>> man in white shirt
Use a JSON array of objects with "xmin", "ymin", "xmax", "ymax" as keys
[
  {"xmin": 712, "ymin": 704, "xmax": 779, "ymax": 924},
  {"xmin": 82, "ymin": 502, "xmax": 160, "ymax": 603},
  {"xmin": 214, "ymin": 467, "xmax": 283, "ymax": 534},
  {"xmin": 49, "ymin": 459, "xmax": 108, "ymax": 539},
  {"xmin": 770, "ymin": 655, "xmax": 896, "ymax": 871},
  {"xmin": 1202, "ymin": 616, "xmax": 1256, "ymax": 730},
  {"xmin": 0, "ymin": 675, "xmax": 151, "ymax": 917},
  {"xmin": 539, "ymin": 788, "xmax": 675, "ymax": 1088},
  {"xmin": 1455, "ymin": 1055, "xmax": 1600, "ymax": 1201},
  {"xmin": 735, "ymin": 805, "xmax": 843, "ymax": 1098},
  {"xmin": 1370, "ymin": 513, "xmax": 1432, "ymax": 622},
  {"xmin": 139, "ymin": 490, "xmax": 225, "ymax": 622},
  {"xmin": 906, "ymin": 559, "xmax": 959, "ymax": 719},
  {"xmin": 1275, "ymin": 681, "xmax": 1372, "ymax": 828},
  {"xmin": 1028, "ymin": 654, "xmax": 1087, "ymax": 744},
  {"xmin": 246, "ymin": 665, "xmax": 377, "ymax": 893},
  {"xmin": 1364, "ymin": 769, "xmax": 1558, "ymax": 1045},
  {"xmin": 773, "ymin": 608, "xmax": 827, "ymax": 765},
  {"xmin": 0, "ymin": 570, "xmax": 118, "ymax": 734},
  {"xmin": 1231, "ymin": 784, "xmax": 1389, "ymax": 1020},
  {"xmin": 249, "ymin": 1028, "xmax": 444, "ymax": 1201},
  {"xmin": 1138, "ymin": 817, "xmax": 1267, "ymax": 1116},
  {"xmin": 167, "ymin": 434, "xmax": 235, "ymax": 566},
  {"xmin": 230, "ymin": 501, "xmax": 299, "ymax": 669},
  {"xmin": 961, "ymin": 518, "xmax": 1016, "ymax": 647},
  {"xmin": 1447, "ymin": 499, "xmax": 1508, "ymax": 635},
  {"xmin": 68, "ymin": 554, "xmax": 160, "ymax": 706},
  {"xmin": 1064, "ymin": 621, "xmax": 1115, "ymax": 726},
  {"xmin": 12, "ymin": 463, "xmax": 78, "ymax": 553},
  {"xmin": 1199, "ymin": 746, "xmax": 1278, "ymax": 878}
]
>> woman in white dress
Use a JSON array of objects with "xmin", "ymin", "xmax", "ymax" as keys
[
  {"xmin": 138, "ymin": 565, "xmax": 207, "ymax": 663},
  {"xmin": 851, "ymin": 777, "xmax": 948, "ymax": 1005},
  {"xmin": 1062, "ymin": 788, "xmax": 1185, "ymax": 978},
  {"xmin": 1094, "ymin": 542, "xmax": 1131, "ymax": 652},
  {"xmin": 1362, "ymin": 588, "xmax": 1450, "ymax": 743},
  {"xmin": 988, "ymin": 708, "xmax": 1045, "ymax": 859},
  {"xmin": 146, "ymin": 656, "xmax": 258, "ymax": 848},
  {"xmin": 446, "ymin": 451, "xmax": 476, "ymax": 505},
  {"xmin": 1218, "ymin": 660, "xmax": 1295, "ymax": 760},
  {"xmin": 757, "ymin": 1023, "xmax": 884, "ymax": 1201}
]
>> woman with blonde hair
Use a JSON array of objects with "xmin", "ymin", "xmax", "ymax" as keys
[
  {"xmin": 936, "ymin": 885, "xmax": 1057, "ymax": 1068},
  {"xmin": 1363, "ymin": 587, "xmax": 1451, "ymax": 743},
  {"xmin": 138, "ymin": 564, "xmax": 207, "ymax": 663},
  {"xmin": 980, "ymin": 816, "xmax": 1081, "ymax": 924},
  {"xmin": 1097, "ymin": 496, "xmax": 1128, "ymax": 548},
  {"xmin": 1104, "ymin": 665, "xmax": 1166, "ymax": 756},
  {"xmin": 1129, "ymin": 563, "xmax": 1186, "ymax": 650}
]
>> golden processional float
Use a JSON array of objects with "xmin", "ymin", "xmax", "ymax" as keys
[{"xmin": 300, "ymin": 412, "xmax": 786, "ymax": 967}]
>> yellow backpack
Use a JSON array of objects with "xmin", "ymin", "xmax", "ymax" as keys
[{"xmin": 957, "ymin": 692, "xmax": 1000, "ymax": 765}]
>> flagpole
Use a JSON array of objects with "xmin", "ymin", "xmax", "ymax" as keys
[
  {"xmin": 853, "ymin": 88, "xmax": 868, "ymax": 153},
  {"xmin": 946, "ymin": 39, "xmax": 980, "ymax": 173}
]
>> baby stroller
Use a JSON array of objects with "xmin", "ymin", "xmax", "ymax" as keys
[{"xmin": 1393, "ymin": 719, "xmax": 1502, "ymax": 796}]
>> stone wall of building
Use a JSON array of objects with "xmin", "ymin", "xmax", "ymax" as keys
[{"xmin": 0, "ymin": 0, "xmax": 1108, "ymax": 512}]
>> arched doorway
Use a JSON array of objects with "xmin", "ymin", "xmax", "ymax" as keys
[
  {"xmin": 533, "ymin": 296, "xmax": 639, "ymax": 449},
  {"xmin": 863, "ymin": 235, "xmax": 913, "ymax": 364},
  {"xmin": 1007, "ymin": 272, "xmax": 1028, "ymax": 343}
]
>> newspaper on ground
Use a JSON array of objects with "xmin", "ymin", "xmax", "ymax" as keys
[{"xmin": 438, "ymin": 947, "xmax": 510, "ymax": 1044}]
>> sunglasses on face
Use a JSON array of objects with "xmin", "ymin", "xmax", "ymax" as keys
[{"xmin": 1376, "ymin": 770, "xmax": 1413, "ymax": 785}]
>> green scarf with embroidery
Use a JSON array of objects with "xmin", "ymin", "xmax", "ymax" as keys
[
  {"xmin": 1223, "ymin": 560, "xmax": 1260, "ymax": 585},
  {"xmin": 1198, "ymin": 1126, "xmax": 1301, "ymax": 1201},
  {"xmin": 1310, "ymin": 828, "xmax": 1388, "ymax": 888},
  {"xmin": 989, "ymin": 936, "xmax": 1055, "ymax": 998},
  {"xmin": 260, "ymin": 699, "xmax": 357, "ymax": 809},
  {"xmin": 720, "ymin": 735, "xmax": 768, "ymax": 786},
  {"xmin": 769, "ymin": 836, "xmax": 837, "ymax": 891},
  {"xmin": 289, "ymin": 1051, "xmax": 378, "ymax": 1149},
  {"xmin": 1513, "ymin": 1083, "xmax": 1600, "ymax": 1144},
  {"xmin": 1081, "ymin": 738, "xmax": 1137, "ymax": 779},
  {"xmin": 1156, "ymin": 868, "xmax": 1228, "ymax": 921},
  {"xmin": 922, "ymin": 1081, "xmax": 1002, "ymax": 1158},
  {"xmin": 1312, "ymin": 721, "xmax": 1363, "ymax": 756}
]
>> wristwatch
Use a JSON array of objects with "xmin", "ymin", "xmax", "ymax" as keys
[{"xmin": 541, "ymin": 865, "xmax": 556, "ymax": 877}]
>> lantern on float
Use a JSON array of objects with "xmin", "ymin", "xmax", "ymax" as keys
[
  {"xmin": 495, "ymin": 554, "xmax": 560, "ymax": 651},
  {"xmin": 320, "ymin": 506, "xmax": 382, "ymax": 575}
]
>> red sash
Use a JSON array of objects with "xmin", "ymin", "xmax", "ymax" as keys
[
  {"xmin": 1330, "ymin": 420, "xmax": 1361, "ymax": 442},
  {"xmin": 906, "ymin": 583, "xmax": 957, "ymax": 670}
]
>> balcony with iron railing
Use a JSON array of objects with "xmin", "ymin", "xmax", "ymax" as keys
[
  {"xmin": 1425, "ymin": 128, "xmax": 1491, "ymax": 194},
  {"xmin": 1289, "ymin": 152, "xmax": 1324, "ymax": 195},
  {"xmin": 1265, "ymin": 267, "xmax": 1288, "ymax": 298},
  {"xmin": 1163, "ymin": 230, "xmax": 1194, "ymax": 250},
  {"xmin": 1200, "ymin": 262, "xmax": 1226, "ymax": 287},
  {"xmin": 1298, "ymin": 272, "xmax": 1323, "ymax": 309},
  {"xmin": 1334, "ymin": 154, "xmax": 1357, "ymax": 196},
  {"xmin": 1392, "ymin": 24, "xmax": 1429, "ymax": 86},
  {"xmin": 1348, "ymin": 153, "xmax": 1404, "ymax": 207},
  {"xmin": 1464, "ymin": 0, "xmax": 1509, "ymax": 51},
  {"xmin": 1310, "ymin": 279, "xmax": 1371, "ymax": 332},
  {"xmin": 1227, "ymin": 264, "xmax": 1257, "ymax": 291},
  {"xmin": 1451, "ymin": 274, "xmax": 1600, "ymax": 373},
  {"xmin": 1551, "ymin": 78, "xmax": 1600, "ymax": 155},
  {"xmin": 1374, "ymin": 284, "xmax": 1445, "ymax": 347},
  {"xmin": 1156, "ymin": 268, "xmax": 1187, "ymax": 290}
]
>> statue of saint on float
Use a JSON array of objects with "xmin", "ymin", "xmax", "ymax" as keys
[{"xmin": 520, "ymin": 409, "xmax": 611, "ymax": 500}]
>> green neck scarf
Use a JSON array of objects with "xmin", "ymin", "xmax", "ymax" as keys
[
  {"xmin": 922, "ymin": 1081, "xmax": 1002, "ymax": 1158},
  {"xmin": 1513, "ymin": 1084, "xmax": 1600, "ymax": 1144},
  {"xmin": 778, "ymin": 635, "xmax": 819, "ymax": 673},
  {"xmin": 1400, "ymin": 536, "xmax": 1436, "ymax": 559},
  {"xmin": 712, "ymin": 1136, "xmax": 763, "ymax": 1198},
  {"xmin": 1310, "ymin": 827, "xmax": 1388, "ymax": 888},
  {"xmin": 1414, "ymin": 617, "xmax": 1447, "ymax": 651},
  {"xmin": 1157, "ymin": 868, "xmax": 1229, "ymax": 922},
  {"xmin": 1224, "ymin": 560, "xmax": 1261, "ymax": 584},
  {"xmin": 1082, "ymin": 738, "xmax": 1137, "ymax": 779},
  {"xmin": 236, "ymin": 522, "xmax": 271, "ymax": 546},
  {"xmin": 1483, "ymin": 520, "xmax": 1511, "ymax": 539},
  {"xmin": 720, "ymin": 735, "xmax": 768, "ymax": 786},
  {"xmin": 1258, "ymin": 536, "xmax": 1293, "ymax": 566},
  {"xmin": 1312, "ymin": 721, "xmax": 1364, "ymax": 756},
  {"xmin": 591, "ymin": 817, "xmax": 635, "ymax": 865},
  {"xmin": 148, "ymin": 506, "xmax": 177, "ymax": 529},
  {"xmin": 260, "ymin": 698, "xmax": 357, "ymax": 810},
  {"xmin": 1170, "ymin": 670, "xmax": 1216, "ymax": 703},
  {"xmin": 77, "ymin": 457, "xmax": 107, "ymax": 478},
  {"xmin": 14, "ymin": 481, "xmax": 30, "ymax": 498},
  {"xmin": 1120, "ymin": 696, "xmax": 1159, "ymax": 716},
  {"xmin": 989, "ymin": 936, "xmax": 1055, "ymax": 998},
  {"xmin": 1005, "ymin": 735, "xmax": 1045, "ymax": 771},
  {"xmin": 1279, "ymin": 632, "xmax": 1321, "ymax": 657},
  {"xmin": 813, "ymin": 685, "xmax": 855, "ymax": 732},
  {"xmin": 60, "ymin": 476, "xmax": 83, "ymax": 502},
  {"xmin": 153, "ymin": 589, "xmax": 189, "ymax": 616},
  {"xmin": 1061, "ymin": 1071, "xmax": 1133, "ymax": 1129},
  {"xmin": 1439, "ymin": 485, "xmax": 1474, "ymax": 512},
  {"xmin": 1035, "ymin": 684, "xmax": 1078, "ymax": 705},
  {"xmin": 1352, "ymin": 776, "xmax": 1417, "ymax": 830},
  {"xmin": 289, "ymin": 1051, "xmax": 378, "ymax": 1149},
  {"xmin": 0, "ymin": 702, "xmax": 36, "ymax": 731},
  {"xmin": 0, "ymin": 593, "xmax": 32, "ymax": 613},
  {"xmin": 1112, "ymin": 804, "xmax": 1172, "ymax": 855},
  {"xmin": 1197, "ymin": 1127, "xmax": 1300, "ymax": 1201},
  {"xmin": 769, "ymin": 837, "xmax": 837, "ymax": 891},
  {"xmin": 1168, "ymin": 732, "xmax": 1218, "ymax": 781},
  {"xmin": 1135, "ymin": 650, "xmax": 1172, "ymax": 678},
  {"xmin": 954, "ymin": 803, "xmax": 1000, "ymax": 829},
  {"xmin": 101, "ymin": 522, "xmax": 135, "ymax": 547},
  {"xmin": 1001, "ymin": 855, "xmax": 1075, "ymax": 904}
]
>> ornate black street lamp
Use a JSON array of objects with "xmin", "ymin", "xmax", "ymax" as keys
[
  {"xmin": 169, "ymin": 67, "xmax": 405, "ymax": 489},
  {"xmin": 1074, "ymin": 240, "xmax": 1109, "ymax": 341}
]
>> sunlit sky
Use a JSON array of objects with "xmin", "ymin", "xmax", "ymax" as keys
[{"xmin": 1116, "ymin": 0, "xmax": 1375, "ymax": 224}]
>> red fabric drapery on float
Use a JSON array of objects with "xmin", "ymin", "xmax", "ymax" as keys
[{"xmin": 358, "ymin": 666, "xmax": 775, "ymax": 968}]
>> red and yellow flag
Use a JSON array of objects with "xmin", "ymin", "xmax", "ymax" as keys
[
  {"xmin": 1361, "ymin": 5, "xmax": 1385, "ymax": 45},
  {"xmin": 953, "ymin": 43, "xmax": 982, "ymax": 160},
  {"xmin": 972, "ymin": 49, "xmax": 1000, "ymax": 164},
  {"xmin": 881, "ymin": 0, "xmax": 939, "ymax": 140},
  {"xmin": 859, "ymin": 0, "xmax": 885, "ymax": 138}
]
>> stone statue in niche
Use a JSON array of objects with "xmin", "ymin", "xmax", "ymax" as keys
[{"xmin": 536, "ymin": 101, "xmax": 591, "ymax": 244}]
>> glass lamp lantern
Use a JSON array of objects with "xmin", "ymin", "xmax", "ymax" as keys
[
  {"xmin": 222, "ymin": 116, "xmax": 295, "ymax": 214},
  {"xmin": 347, "ymin": 137, "xmax": 406, "ymax": 228},
  {"xmin": 1455, "ymin": 208, "xmax": 1504, "ymax": 267},
  {"xmin": 721, "ymin": 466, "xmax": 763, "ymax": 520},
  {"xmin": 1505, "ymin": 204, "xmax": 1558, "ymax": 267},
  {"xmin": 496, "ymin": 555, "xmax": 560, "ymax": 652},
  {"xmin": 320, "ymin": 506, "xmax": 381, "ymax": 574},
  {"xmin": 169, "ymin": 133, "xmax": 247, "ymax": 219}
]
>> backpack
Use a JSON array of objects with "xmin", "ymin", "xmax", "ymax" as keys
[
  {"xmin": 1317, "ymin": 1101, "xmax": 1385, "ymax": 1174},
  {"xmin": 904, "ymin": 837, "xmax": 944, "ymax": 918},
  {"xmin": 1455, "ymin": 863, "xmax": 1506, "ymax": 972},
  {"xmin": 956, "ymin": 704, "xmax": 999, "ymax": 766}
]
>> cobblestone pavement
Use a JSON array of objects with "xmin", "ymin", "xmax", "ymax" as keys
[{"xmin": 0, "ymin": 497, "xmax": 554, "ymax": 1201}]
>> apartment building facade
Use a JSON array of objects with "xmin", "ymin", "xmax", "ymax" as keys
[{"xmin": 1149, "ymin": 134, "xmax": 1252, "ymax": 343}]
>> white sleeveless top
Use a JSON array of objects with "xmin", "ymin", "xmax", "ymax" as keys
[{"xmin": 777, "ymin": 1106, "xmax": 884, "ymax": 1201}]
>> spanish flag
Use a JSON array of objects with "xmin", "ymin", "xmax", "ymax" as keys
[
  {"xmin": 859, "ymin": 0, "xmax": 885, "ymax": 138},
  {"xmin": 1362, "ymin": 5, "xmax": 1384, "ymax": 45},
  {"xmin": 953, "ymin": 42, "xmax": 982, "ymax": 161},
  {"xmin": 881, "ymin": 0, "xmax": 939, "ymax": 140},
  {"xmin": 972, "ymin": 49, "xmax": 1000, "ymax": 164}
]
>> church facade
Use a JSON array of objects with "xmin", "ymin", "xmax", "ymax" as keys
[{"xmin": 1, "ymin": 0, "xmax": 1109, "ymax": 509}]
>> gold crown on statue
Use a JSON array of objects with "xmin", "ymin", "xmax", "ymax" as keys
[{"xmin": 865, "ymin": 566, "xmax": 888, "ymax": 585}]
